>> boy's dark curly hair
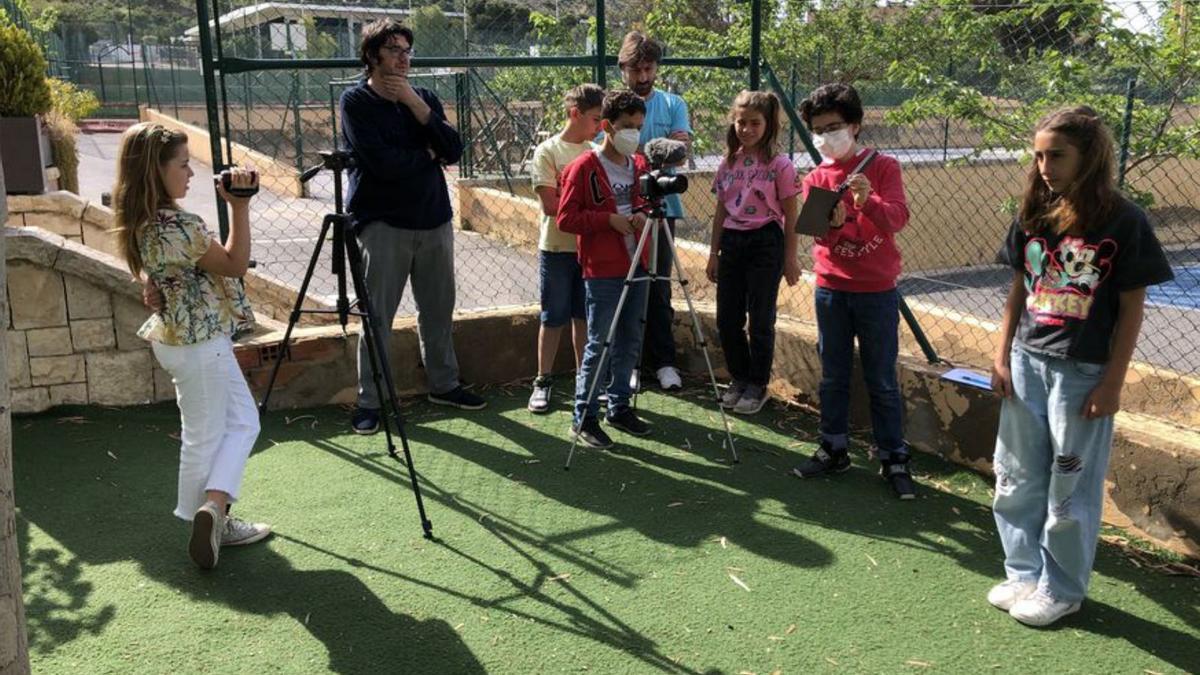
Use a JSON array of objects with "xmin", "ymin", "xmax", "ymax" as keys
[
  {"xmin": 602, "ymin": 90, "xmax": 647, "ymax": 122},
  {"xmin": 799, "ymin": 82, "xmax": 864, "ymax": 138}
]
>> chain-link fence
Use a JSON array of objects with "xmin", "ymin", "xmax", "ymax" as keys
[{"xmin": 38, "ymin": 0, "xmax": 1200, "ymax": 422}]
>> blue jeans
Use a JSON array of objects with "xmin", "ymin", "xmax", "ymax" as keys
[
  {"xmin": 815, "ymin": 287, "xmax": 906, "ymax": 459},
  {"xmin": 539, "ymin": 251, "xmax": 586, "ymax": 327},
  {"xmin": 574, "ymin": 274, "xmax": 649, "ymax": 425},
  {"xmin": 993, "ymin": 346, "xmax": 1114, "ymax": 603}
]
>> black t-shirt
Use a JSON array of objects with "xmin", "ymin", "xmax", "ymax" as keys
[{"xmin": 1003, "ymin": 199, "xmax": 1174, "ymax": 363}]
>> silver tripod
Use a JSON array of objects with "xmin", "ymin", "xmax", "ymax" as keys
[{"xmin": 565, "ymin": 198, "xmax": 739, "ymax": 469}]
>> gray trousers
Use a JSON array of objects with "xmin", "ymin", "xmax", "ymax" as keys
[{"xmin": 356, "ymin": 220, "xmax": 460, "ymax": 408}]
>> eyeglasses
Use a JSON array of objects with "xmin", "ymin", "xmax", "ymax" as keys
[
  {"xmin": 811, "ymin": 121, "xmax": 849, "ymax": 135},
  {"xmin": 380, "ymin": 45, "xmax": 414, "ymax": 58}
]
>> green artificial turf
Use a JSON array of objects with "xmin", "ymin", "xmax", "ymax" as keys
[{"xmin": 12, "ymin": 385, "xmax": 1200, "ymax": 674}]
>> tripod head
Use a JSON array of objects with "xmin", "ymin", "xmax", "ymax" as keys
[
  {"xmin": 300, "ymin": 149, "xmax": 358, "ymax": 213},
  {"xmin": 635, "ymin": 198, "xmax": 670, "ymax": 222}
]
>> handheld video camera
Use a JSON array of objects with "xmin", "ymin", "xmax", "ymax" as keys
[{"xmin": 219, "ymin": 166, "xmax": 260, "ymax": 198}]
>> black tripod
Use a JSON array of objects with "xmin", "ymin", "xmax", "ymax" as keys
[
  {"xmin": 258, "ymin": 150, "xmax": 432, "ymax": 539},
  {"xmin": 566, "ymin": 196, "xmax": 738, "ymax": 469}
]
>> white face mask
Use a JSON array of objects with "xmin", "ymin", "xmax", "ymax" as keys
[
  {"xmin": 813, "ymin": 128, "xmax": 854, "ymax": 160},
  {"xmin": 611, "ymin": 128, "xmax": 641, "ymax": 158}
]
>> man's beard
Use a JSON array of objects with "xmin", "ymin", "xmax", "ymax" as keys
[{"xmin": 632, "ymin": 81, "xmax": 653, "ymax": 96}]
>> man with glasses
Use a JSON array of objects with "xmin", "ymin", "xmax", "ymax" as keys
[{"xmin": 340, "ymin": 19, "xmax": 486, "ymax": 436}]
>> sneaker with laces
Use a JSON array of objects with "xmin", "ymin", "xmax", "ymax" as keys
[
  {"xmin": 350, "ymin": 407, "xmax": 380, "ymax": 435},
  {"xmin": 987, "ymin": 579, "xmax": 1038, "ymax": 611},
  {"xmin": 656, "ymin": 366, "xmax": 683, "ymax": 391},
  {"xmin": 719, "ymin": 381, "xmax": 748, "ymax": 409},
  {"xmin": 571, "ymin": 417, "xmax": 613, "ymax": 448},
  {"xmin": 1009, "ymin": 589, "xmax": 1081, "ymax": 627},
  {"xmin": 880, "ymin": 456, "xmax": 917, "ymax": 499},
  {"xmin": 189, "ymin": 501, "xmax": 223, "ymax": 570},
  {"xmin": 222, "ymin": 516, "xmax": 273, "ymax": 547},
  {"xmin": 429, "ymin": 386, "xmax": 487, "ymax": 410},
  {"xmin": 528, "ymin": 375, "xmax": 553, "ymax": 414},
  {"xmin": 792, "ymin": 441, "xmax": 851, "ymax": 478},
  {"xmin": 606, "ymin": 407, "xmax": 651, "ymax": 436},
  {"xmin": 732, "ymin": 384, "xmax": 769, "ymax": 415}
]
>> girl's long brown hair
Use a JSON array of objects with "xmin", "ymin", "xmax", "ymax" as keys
[
  {"xmin": 725, "ymin": 90, "xmax": 782, "ymax": 167},
  {"xmin": 113, "ymin": 122, "xmax": 188, "ymax": 277},
  {"xmin": 1019, "ymin": 105, "xmax": 1119, "ymax": 235}
]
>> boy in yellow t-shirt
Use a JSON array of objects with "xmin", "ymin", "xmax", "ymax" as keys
[{"xmin": 528, "ymin": 84, "xmax": 606, "ymax": 414}]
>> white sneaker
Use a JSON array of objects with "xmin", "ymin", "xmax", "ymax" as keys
[
  {"xmin": 656, "ymin": 366, "xmax": 683, "ymax": 391},
  {"xmin": 1009, "ymin": 589, "xmax": 1081, "ymax": 626},
  {"xmin": 189, "ymin": 501, "xmax": 223, "ymax": 570},
  {"xmin": 222, "ymin": 516, "xmax": 273, "ymax": 547},
  {"xmin": 987, "ymin": 579, "xmax": 1037, "ymax": 611}
]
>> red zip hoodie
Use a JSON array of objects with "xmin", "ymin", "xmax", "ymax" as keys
[
  {"xmin": 557, "ymin": 150, "xmax": 651, "ymax": 279},
  {"xmin": 801, "ymin": 148, "xmax": 909, "ymax": 292}
]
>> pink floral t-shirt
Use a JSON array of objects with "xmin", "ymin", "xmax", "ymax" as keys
[{"xmin": 712, "ymin": 152, "xmax": 799, "ymax": 231}]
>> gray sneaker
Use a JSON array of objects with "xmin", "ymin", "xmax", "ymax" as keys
[
  {"xmin": 732, "ymin": 384, "xmax": 769, "ymax": 415},
  {"xmin": 719, "ymin": 381, "xmax": 748, "ymax": 409},
  {"xmin": 222, "ymin": 516, "xmax": 272, "ymax": 547},
  {"xmin": 528, "ymin": 375, "xmax": 552, "ymax": 414},
  {"xmin": 189, "ymin": 501, "xmax": 223, "ymax": 570}
]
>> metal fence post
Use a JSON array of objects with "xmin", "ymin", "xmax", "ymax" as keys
[
  {"xmin": 1118, "ymin": 77, "xmax": 1137, "ymax": 189},
  {"xmin": 594, "ymin": 0, "xmax": 606, "ymax": 88},
  {"xmin": 195, "ymin": 0, "xmax": 229, "ymax": 238},
  {"xmin": 749, "ymin": 0, "xmax": 762, "ymax": 90}
]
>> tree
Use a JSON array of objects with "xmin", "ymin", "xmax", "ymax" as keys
[
  {"xmin": 409, "ymin": 5, "xmax": 465, "ymax": 57},
  {"xmin": 887, "ymin": 0, "xmax": 1200, "ymax": 206}
]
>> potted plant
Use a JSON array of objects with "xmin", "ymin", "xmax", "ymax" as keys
[{"xmin": 0, "ymin": 18, "xmax": 54, "ymax": 194}]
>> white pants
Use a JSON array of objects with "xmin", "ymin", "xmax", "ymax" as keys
[{"xmin": 152, "ymin": 335, "xmax": 260, "ymax": 520}]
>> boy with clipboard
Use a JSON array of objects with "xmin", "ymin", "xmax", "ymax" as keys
[{"xmin": 789, "ymin": 83, "xmax": 916, "ymax": 500}]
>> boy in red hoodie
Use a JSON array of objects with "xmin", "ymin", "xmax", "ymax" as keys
[
  {"xmin": 557, "ymin": 90, "xmax": 651, "ymax": 449},
  {"xmin": 790, "ymin": 83, "xmax": 916, "ymax": 499}
]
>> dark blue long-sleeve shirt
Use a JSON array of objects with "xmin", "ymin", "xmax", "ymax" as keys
[{"xmin": 339, "ymin": 79, "xmax": 464, "ymax": 230}]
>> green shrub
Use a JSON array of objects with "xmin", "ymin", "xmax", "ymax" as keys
[
  {"xmin": 48, "ymin": 78, "xmax": 99, "ymax": 122},
  {"xmin": 0, "ymin": 19, "xmax": 52, "ymax": 117}
]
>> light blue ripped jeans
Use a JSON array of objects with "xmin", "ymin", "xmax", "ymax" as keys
[{"xmin": 992, "ymin": 345, "xmax": 1114, "ymax": 604}]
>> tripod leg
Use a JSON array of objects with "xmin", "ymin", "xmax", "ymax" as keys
[
  {"xmin": 565, "ymin": 220, "xmax": 655, "ymax": 470},
  {"xmin": 661, "ymin": 225, "xmax": 740, "ymax": 463},
  {"xmin": 259, "ymin": 215, "xmax": 334, "ymax": 413},
  {"xmin": 344, "ymin": 229, "xmax": 434, "ymax": 539}
]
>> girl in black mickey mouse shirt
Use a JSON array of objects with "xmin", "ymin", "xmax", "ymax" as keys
[{"xmin": 987, "ymin": 106, "xmax": 1173, "ymax": 627}]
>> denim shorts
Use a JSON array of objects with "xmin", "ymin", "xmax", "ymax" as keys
[{"xmin": 539, "ymin": 250, "xmax": 586, "ymax": 326}]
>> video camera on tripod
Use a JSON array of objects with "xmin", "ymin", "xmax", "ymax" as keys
[{"xmin": 638, "ymin": 137, "xmax": 689, "ymax": 202}]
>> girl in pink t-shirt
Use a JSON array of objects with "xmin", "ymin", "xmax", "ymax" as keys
[{"xmin": 706, "ymin": 90, "xmax": 800, "ymax": 414}]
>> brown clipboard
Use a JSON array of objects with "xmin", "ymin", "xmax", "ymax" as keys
[{"xmin": 794, "ymin": 150, "xmax": 878, "ymax": 236}]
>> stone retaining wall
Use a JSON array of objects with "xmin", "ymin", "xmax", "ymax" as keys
[
  {"xmin": 5, "ymin": 227, "xmax": 173, "ymax": 412},
  {"xmin": 6, "ymin": 190, "xmax": 310, "ymax": 327}
]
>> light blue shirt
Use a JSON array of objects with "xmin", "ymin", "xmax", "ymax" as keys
[{"xmin": 639, "ymin": 88, "xmax": 692, "ymax": 219}]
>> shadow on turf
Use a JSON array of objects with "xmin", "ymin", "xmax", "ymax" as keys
[
  {"xmin": 405, "ymin": 389, "xmax": 1200, "ymax": 673},
  {"xmin": 13, "ymin": 398, "xmax": 1200, "ymax": 673},
  {"xmin": 12, "ymin": 404, "xmax": 485, "ymax": 674}
]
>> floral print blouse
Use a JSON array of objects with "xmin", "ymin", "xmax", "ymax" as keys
[{"xmin": 136, "ymin": 209, "xmax": 255, "ymax": 345}]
